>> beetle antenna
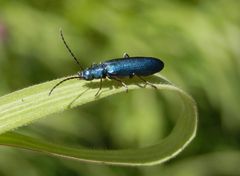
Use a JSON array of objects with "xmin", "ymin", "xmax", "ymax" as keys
[
  {"xmin": 60, "ymin": 28, "xmax": 84, "ymax": 70},
  {"xmin": 49, "ymin": 76, "xmax": 80, "ymax": 96}
]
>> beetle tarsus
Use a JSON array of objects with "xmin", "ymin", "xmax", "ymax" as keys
[{"xmin": 136, "ymin": 75, "xmax": 157, "ymax": 89}]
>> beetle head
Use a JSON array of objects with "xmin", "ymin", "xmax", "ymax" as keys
[{"xmin": 78, "ymin": 69, "xmax": 94, "ymax": 80}]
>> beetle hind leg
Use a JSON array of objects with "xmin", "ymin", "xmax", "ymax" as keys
[{"xmin": 136, "ymin": 75, "xmax": 157, "ymax": 89}]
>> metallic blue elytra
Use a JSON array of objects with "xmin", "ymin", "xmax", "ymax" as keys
[
  {"xmin": 49, "ymin": 30, "xmax": 164, "ymax": 96},
  {"xmin": 104, "ymin": 57, "xmax": 164, "ymax": 77}
]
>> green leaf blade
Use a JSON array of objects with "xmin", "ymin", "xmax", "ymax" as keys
[{"xmin": 0, "ymin": 74, "xmax": 197, "ymax": 166}]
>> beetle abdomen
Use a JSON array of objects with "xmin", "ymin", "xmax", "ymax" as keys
[{"xmin": 104, "ymin": 57, "xmax": 164, "ymax": 77}]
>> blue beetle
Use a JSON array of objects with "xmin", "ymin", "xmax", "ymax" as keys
[{"xmin": 49, "ymin": 30, "xmax": 164, "ymax": 96}]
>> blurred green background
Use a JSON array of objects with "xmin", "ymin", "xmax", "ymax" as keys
[{"xmin": 0, "ymin": 0, "xmax": 240, "ymax": 175}]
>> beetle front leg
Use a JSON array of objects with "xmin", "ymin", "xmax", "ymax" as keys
[{"xmin": 95, "ymin": 78, "xmax": 103, "ymax": 96}]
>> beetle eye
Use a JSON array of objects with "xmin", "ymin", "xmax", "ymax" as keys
[{"xmin": 85, "ymin": 70, "xmax": 90, "ymax": 76}]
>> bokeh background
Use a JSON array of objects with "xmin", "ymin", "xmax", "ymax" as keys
[{"xmin": 0, "ymin": 0, "xmax": 240, "ymax": 175}]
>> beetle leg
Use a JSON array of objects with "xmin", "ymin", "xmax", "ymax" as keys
[
  {"xmin": 136, "ymin": 75, "xmax": 157, "ymax": 89},
  {"xmin": 129, "ymin": 73, "xmax": 134, "ymax": 79},
  {"xmin": 91, "ymin": 63, "xmax": 97, "ymax": 68},
  {"xmin": 123, "ymin": 52, "xmax": 130, "ymax": 58},
  {"xmin": 110, "ymin": 76, "xmax": 128, "ymax": 92},
  {"xmin": 95, "ymin": 78, "xmax": 103, "ymax": 96}
]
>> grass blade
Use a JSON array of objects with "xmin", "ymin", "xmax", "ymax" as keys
[{"xmin": 0, "ymin": 75, "xmax": 197, "ymax": 166}]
